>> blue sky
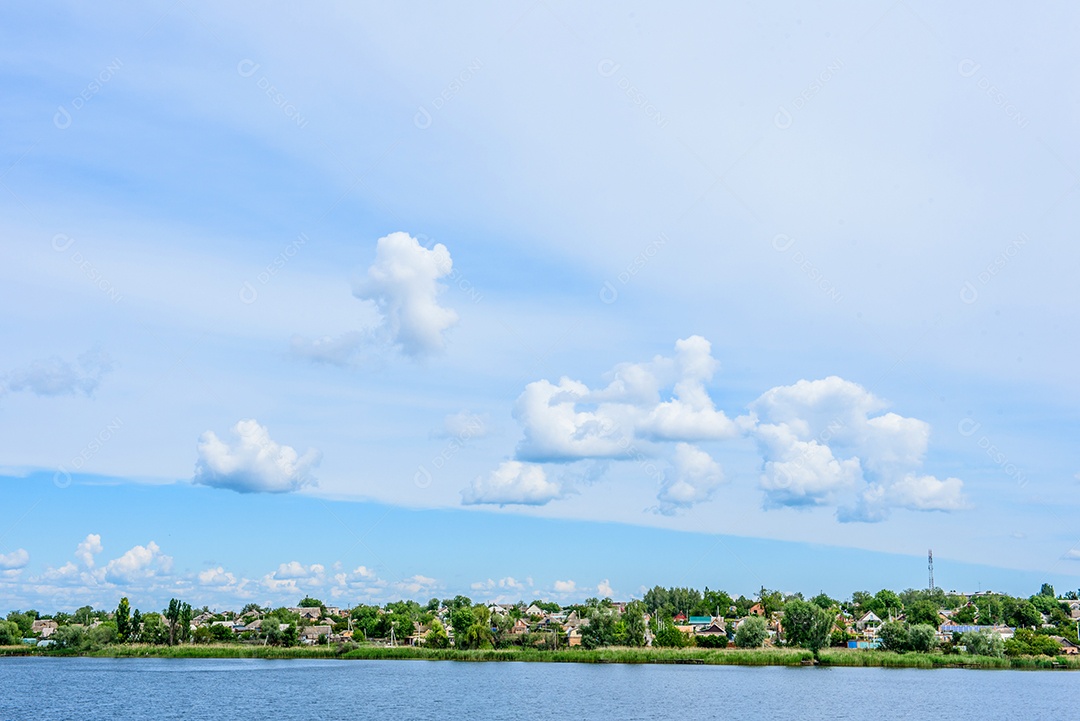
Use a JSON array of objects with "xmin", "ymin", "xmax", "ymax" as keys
[{"xmin": 1, "ymin": 2, "xmax": 1078, "ymax": 613}]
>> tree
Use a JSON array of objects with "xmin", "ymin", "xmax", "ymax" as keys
[
  {"xmin": 810, "ymin": 593, "xmax": 838, "ymax": 610},
  {"xmin": 877, "ymin": 621, "xmax": 910, "ymax": 653},
  {"xmin": 298, "ymin": 597, "xmax": 324, "ymax": 608},
  {"xmin": 115, "ymin": 598, "xmax": 132, "ymax": 643},
  {"xmin": 654, "ymin": 621, "xmax": 691, "ymax": 648},
  {"xmin": 905, "ymin": 600, "xmax": 940, "ymax": 627},
  {"xmin": 622, "ymin": 601, "xmax": 647, "ymax": 647},
  {"xmin": 1005, "ymin": 628, "xmax": 1062, "ymax": 657},
  {"xmin": 0, "ymin": 620, "xmax": 21, "ymax": 645},
  {"xmin": 425, "ymin": 618, "xmax": 450, "ymax": 648},
  {"xmin": 6, "ymin": 611, "xmax": 35, "ymax": 637},
  {"xmin": 782, "ymin": 599, "xmax": 833, "ymax": 654},
  {"xmin": 907, "ymin": 624, "xmax": 938, "ymax": 653},
  {"xmin": 164, "ymin": 599, "xmax": 192, "ymax": 646},
  {"xmin": 1012, "ymin": 600, "xmax": 1041, "ymax": 629},
  {"xmin": 874, "ymin": 590, "xmax": 902, "ymax": 620},
  {"xmin": 962, "ymin": 629, "xmax": 1004, "ymax": 657},
  {"xmin": 1038, "ymin": 583, "xmax": 1055, "ymax": 598},
  {"xmin": 952, "ymin": 605, "xmax": 977, "ymax": 625},
  {"xmin": 734, "ymin": 616, "xmax": 768, "ymax": 648},
  {"xmin": 73, "ymin": 605, "xmax": 95, "ymax": 626},
  {"xmin": 130, "ymin": 609, "xmax": 143, "ymax": 643}
]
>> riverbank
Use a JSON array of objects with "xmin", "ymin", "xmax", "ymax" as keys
[{"xmin": 3, "ymin": 644, "xmax": 1079, "ymax": 669}]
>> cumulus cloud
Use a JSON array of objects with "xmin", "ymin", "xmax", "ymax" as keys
[
  {"xmin": 597, "ymin": 579, "xmax": 614, "ymax": 597},
  {"xmin": 553, "ymin": 579, "xmax": 576, "ymax": 594},
  {"xmin": 353, "ymin": 232, "xmax": 459, "ymax": 357},
  {"xmin": 102, "ymin": 541, "xmax": 172, "ymax": 584},
  {"xmin": 474, "ymin": 337, "xmax": 966, "ymax": 522},
  {"xmin": 197, "ymin": 566, "xmax": 238, "ymax": 587},
  {"xmin": 262, "ymin": 561, "xmax": 328, "ymax": 592},
  {"xmin": 748, "ymin": 376, "xmax": 968, "ymax": 521},
  {"xmin": 0, "ymin": 548, "xmax": 29, "ymax": 570},
  {"xmin": 75, "ymin": 534, "xmax": 103, "ymax": 567},
  {"xmin": 463, "ymin": 461, "xmax": 563, "ymax": 506},
  {"xmin": 656, "ymin": 443, "xmax": 726, "ymax": 514},
  {"xmin": 394, "ymin": 574, "xmax": 439, "ymax": 595},
  {"xmin": 514, "ymin": 336, "xmax": 737, "ymax": 464},
  {"xmin": 1063, "ymin": 549, "xmax": 1080, "ymax": 561},
  {"xmin": 2, "ymin": 348, "xmax": 114, "ymax": 397},
  {"xmin": 194, "ymin": 419, "xmax": 321, "ymax": 493}
]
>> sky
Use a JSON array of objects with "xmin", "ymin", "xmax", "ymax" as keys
[{"xmin": 1, "ymin": 1, "xmax": 1078, "ymax": 614}]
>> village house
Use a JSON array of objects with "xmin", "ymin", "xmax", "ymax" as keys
[{"xmin": 300, "ymin": 625, "xmax": 333, "ymax": 645}]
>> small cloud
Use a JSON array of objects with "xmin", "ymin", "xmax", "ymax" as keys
[
  {"xmin": 102, "ymin": 541, "xmax": 172, "ymax": 583},
  {"xmin": 394, "ymin": 574, "xmax": 439, "ymax": 595},
  {"xmin": 0, "ymin": 548, "xmax": 29, "ymax": 570},
  {"xmin": 194, "ymin": 419, "xmax": 321, "ymax": 494},
  {"xmin": 462, "ymin": 461, "xmax": 562, "ymax": 506},
  {"xmin": 656, "ymin": 443, "xmax": 725, "ymax": 514},
  {"xmin": 553, "ymin": 579, "xmax": 576, "ymax": 594},
  {"xmin": 597, "ymin": 579, "xmax": 614, "ymax": 597},
  {"xmin": 353, "ymin": 232, "xmax": 459, "ymax": 357},
  {"xmin": 2, "ymin": 348, "xmax": 114, "ymax": 397},
  {"xmin": 471, "ymin": 576, "xmax": 526, "ymax": 592},
  {"xmin": 197, "ymin": 566, "xmax": 238, "ymax": 587},
  {"xmin": 1063, "ymin": 549, "xmax": 1080, "ymax": 561},
  {"xmin": 75, "ymin": 534, "xmax": 103, "ymax": 568}
]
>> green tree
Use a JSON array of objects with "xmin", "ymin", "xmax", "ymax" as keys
[
  {"xmin": 130, "ymin": 609, "xmax": 143, "ymax": 643},
  {"xmin": 654, "ymin": 620, "xmax": 691, "ymax": 648},
  {"xmin": 874, "ymin": 590, "xmax": 902, "ymax": 620},
  {"xmin": 298, "ymin": 597, "xmax": 324, "ymax": 608},
  {"xmin": 734, "ymin": 616, "xmax": 768, "ymax": 648},
  {"xmin": 163, "ymin": 599, "xmax": 192, "ymax": 645},
  {"xmin": 582, "ymin": 609, "xmax": 619, "ymax": 649},
  {"xmin": 1012, "ymin": 600, "xmax": 1041, "ymax": 629},
  {"xmin": 907, "ymin": 624, "xmax": 938, "ymax": 653},
  {"xmin": 877, "ymin": 621, "xmax": 910, "ymax": 652},
  {"xmin": 1038, "ymin": 583, "xmax": 1055, "ymax": 598},
  {"xmin": 905, "ymin": 600, "xmax": 940, "ymax": 627},
  {"xmin": 0, "ymin": 620, "xmax": 21, "ymax": 645},
  {"xmin": 425, "ymin": 618, "xmax": 450, "ymax": 648},
  {"xmin": 115, "ymin": 598, "xmax": 132, "ymax": 643},
  {"xmin": 73, "ymin": 605, "xmax": 95, "ymax": 626},
  {"xmin": 962, "ymin": 628, "xmax": 1004, "ymax": 657},
  {"xmin": 623, "ymin": 600, "xmax": 647, "ymax": 647},
  {"xmin": 6, "ymin": 611, "xmax": 35, "ymax": 637},
  {"xmin": 952, "ymin": 605, "xmax": 977, "ymax": 625},
  {"xmin": 810, "ymin": 593, "xmax": 838, "ymax": 610},
  {"xmin": 782, "ymin": 599, "xmax": 833, "ymax": 654}
]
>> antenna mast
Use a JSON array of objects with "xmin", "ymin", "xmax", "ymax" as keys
[{"xmin": 928, "ymin": 549, "xmax": 935, "ymax": 593}]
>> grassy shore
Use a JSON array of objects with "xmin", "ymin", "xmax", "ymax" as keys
[{"xmin": 3, "ymin": 643, "xmax": 1079, "ymax": 669}]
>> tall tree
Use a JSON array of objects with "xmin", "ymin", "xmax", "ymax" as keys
[{"xmin": 115, "ymin": 598, "xmax": 132, "ymax": 643}]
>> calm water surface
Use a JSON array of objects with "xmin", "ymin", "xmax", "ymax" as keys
[{"xmin": 0, "ymin": 657, "xmax": 1074, "ymax": 720}]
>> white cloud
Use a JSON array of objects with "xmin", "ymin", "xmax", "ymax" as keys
[
  {"xmin": 1063, "ymin": 549, "xmax": 1080, "ymax": 561},
  {"xmin": 194, "ymin": 419, "xmax": 321, "ymax": 493},
  {"xmin": 656, "ymin": 443, "xmax": 726, "ymax": 514},
  {"xmin": 1, "ymin": 348, "xmax": 114, "ymax": 397},
  {"xmin": 513, "ymin": 336, "xmax": 736, "ymax": 464},
  {"xmin": 471, "ymin": 576, "xmax": 527, "ymax": 592},
  {"xmin": 553, "ymin": 579, "xmax": 576, "ymax": 593},
  {"xmin": 748, "ymin": 376, "xmax": 967, "ymax": 521},
  {"xmin": 289, "ymin": 331, "xmax": 369, "ymax": 367},
  {"xmin": 353, "ymin": 231, "xmax": 459, "ymax": 357},
  {"xmin": 197, "ymin": 566, "xmax": 238, "ymax": 587},
  {"xmin": 262, "ymin": 561, "xmax": 328, "ymax": 592},
  {"xmin": 462, "ymin": 461, "xmax": 562, "ymax": 505},
  {"xmin": 102, "ymin": 541, "xmax": 173, "ymax": 583},
  {"xmin": 597, "ymin": 579, "xmax": 614, "ymax": 597},
  {"xmin": 75, "ymin": 534, "xmax": 103, "ymax": 567},
  {"xmin": 393, "ymin": 574, "xmax": 439, "ymax": 595},
  {"xmin": 0, "ymin": 548, "xmax": 29, "ymax": 570}
]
